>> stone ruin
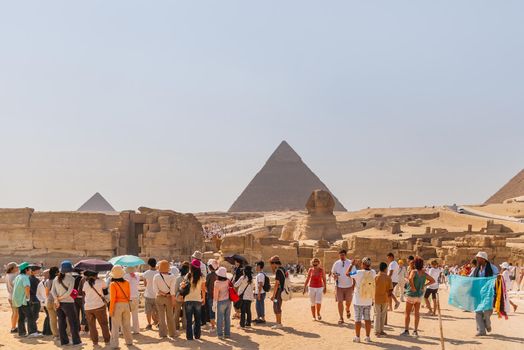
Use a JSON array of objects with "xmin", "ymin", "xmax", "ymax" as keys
[
  {"xmin": 0, "ymin": 207, "xmax": 203, "ymax": 267},
  {"xmin": 280, "ymin": 190, "xmax": 342, "ymax": 242}
]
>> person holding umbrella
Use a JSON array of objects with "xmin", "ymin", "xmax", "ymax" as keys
[
  {"xmin": 84, "ymin": 270, "xmax": 110, "ymax": 346},
  {"xmin": 109, "ymin": 265, "xmax": 133, "ymax": 348},
  {"xmin": 124, "ymin": 266, "xmax": 140, "ymax": 334}
]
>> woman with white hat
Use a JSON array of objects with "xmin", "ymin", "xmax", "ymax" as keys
[
  {"xmin": 213, "ymin": 267, "xmax": 232, "ymax": 339},
  {"xmin": 206, "ymin": 259, "xmax": 219, "ymax": 331},
  {"xmin": 500, "ymin": 262, "xmax": 518, "ymax": 312},
  {"xmin": 124, "ymin": 266, "xmax": 140, "ymax": 334},
  {"xmin": 109, "ymin": 265, "xmax": 133, "ymax": 348}
]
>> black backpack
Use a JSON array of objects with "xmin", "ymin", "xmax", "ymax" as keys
[{"xmin": 262, "ymin": 273, "xmax": 271, "ymax": 293}]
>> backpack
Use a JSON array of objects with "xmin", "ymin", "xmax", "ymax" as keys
[
  {"xmin": 358, "ymin": 270, "xmax": 375, "ymax": 300},
  {"xmin": 262, "ymin": 273, "xmax": 271, "ymax": 293},
  {"xmin": 279, "ymin": 268, "xmax": 293, "ymax": 301}
]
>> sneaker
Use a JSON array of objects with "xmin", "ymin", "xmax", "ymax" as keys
[
  {"xmin": 353, "ymin": 336, "xmax": 360, "ymax": 343},
  {"xmin": 10, "ymin": 328, "xmax": 18, "ymax": 334},
  {"xmin": 28, "ymin": 332, "xmax": 43, "ymax": 338},
  {"xmin": 379, "ymin": 331, "xmax": 387, "ymax": 336},
  {"xmin": 364, "ymin": 336, "xmax": 371, "ymax": 343},
  {"xmin": 271, "ymin": 324, "xmax": 283, "ymax": 329},
  {"xmin": 317, "ymin": 315, "xmax": 322, "ymax": 321},
  {"xmin": 400, "ymin": 330, "xmax": 410, "ymax": 336}
]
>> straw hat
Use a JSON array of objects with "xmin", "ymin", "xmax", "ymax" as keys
[
  {"xmin": 111, "ymin": 265, "xmax": 125, "ymax": 279},
  {"xmin": 207, "ymin": 259, "xmax": 219, "ymax": 270},
  {"xmin": 158, "ymin": 260, "xmax": 170, "ymax": 274},
  {"xmin": 216, "ymin": 267, "xmax": 227, "ymax": 279},
  {"xmin": 192, "ymin": 251, "xmax": 203, "ymax": 260}
]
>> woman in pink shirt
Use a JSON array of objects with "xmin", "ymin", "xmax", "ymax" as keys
[{"xmin": 213, "ymin": 267, "xmax": 231, "ymax": 339}]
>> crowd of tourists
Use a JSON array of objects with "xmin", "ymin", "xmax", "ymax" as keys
[{"xmin": 3, "ymin": 248, "xmax": 520, "ymax": 347}]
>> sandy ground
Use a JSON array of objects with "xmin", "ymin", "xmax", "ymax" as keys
[{"xmin": 1, "ymin": 282, "xmax": 523, "ymax": 350}]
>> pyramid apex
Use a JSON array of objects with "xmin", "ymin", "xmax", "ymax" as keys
[{"xmin": 78, "ymin": 192, "xmax": 116, "ymax": 212}]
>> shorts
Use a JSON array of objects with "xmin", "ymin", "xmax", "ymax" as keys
[
  {"xmin": 273, "ymin": 291, "xmax": 282, "ymax": 314},
  {"xmin": 406, "ymin": 296, "xmax": 422, "ymax": 304},
  {"xmin": 424, "ymin": 288, "xmax": 438, "ymax": 299},
  {"xmin": 308, "ymin": 287, "xmax": 323, "ymax": 306},
  {"xmin": 145, "ymin": 297, "xmax": 157, "ymax": 314},
  {"xmin": 335, "ymin": 287, "xmax": 353, "ymax": 303},
  {"xmin": 354, "ymin": 305, "xmax": 371, "ymax": 322}
]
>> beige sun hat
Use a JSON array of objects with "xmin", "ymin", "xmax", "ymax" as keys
[
  {"xmin": 475, "ymin": 251, "xmax": 488, "ymax": 260},
  {"xmin": 111, "ymin": 265, "xmax": 125, "ymax": 279}
]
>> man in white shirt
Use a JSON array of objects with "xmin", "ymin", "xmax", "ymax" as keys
[
  {"xmin": 331, "ymin": 250, "xmax": 356, "ymax": 324},
  {"xmin": 424, "ymin": 260, "xmax": 442, "ymax": 316},
  {"xmin": 350, "ymin": 257, "xmax": 376, "ymax": 343},
  {"xmin": 124, "ymin": 266, "xmax": 141, "ymax": 334},
  {"xmin": 386, "ymin": 253, "xmax": 401, "ymax": 310},
  {"xmin": 142, "ymin": 258, "xmax": 159, "ymax": 330},
  {"xmin": 153, "ymin": 260, "xmax": 177, "ymax": 339}
]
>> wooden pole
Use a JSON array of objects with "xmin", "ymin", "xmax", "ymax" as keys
[{"xmin": 437, "ymin": 292, "xmax": 445, "ymax": 350}]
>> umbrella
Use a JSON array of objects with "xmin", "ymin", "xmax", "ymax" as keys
[
  {"xmin": 108, "ymin": 255, "xmax": 145, "ymax": 267},
  {"xmin": 224, "ymin": 254, "xmax": 248, "ymax": 265},
  {"xmin": 74, "ymin": 259, "xmax": 113, "ymax": 272}
]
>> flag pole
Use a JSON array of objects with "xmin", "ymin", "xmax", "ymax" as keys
[{"xmin": 437, "ymin": 292, "xmax": 445, "ymax": 350}]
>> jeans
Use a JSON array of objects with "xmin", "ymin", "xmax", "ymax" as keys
[
  {"xmin": 255, "ymin": 293, "xmax": 266, "ymax": 319},
  {"xmin": 216, "ymin": 300, "xmax": 231, "ymax": 337},
  {"xmin": 475, "ymin": 310, "xmax": 493, "ymax": 335},
  {"xmin": 240, "ymin": 300, "xmax": 252, "ymax": 327},
  {"xmin": 57, "ymin": 302, "xmax": 81, "ymax": 345},
  {"xmin": 184, "ymin": 301, "xmax": 202, "ymax": 340},
  {"xmin": 207, "ymin": 296, "xmax": 215, "ymax": 320},
  {"xmin": 18, "ymin": 304, "xmax": 37, "ymax": 336}
]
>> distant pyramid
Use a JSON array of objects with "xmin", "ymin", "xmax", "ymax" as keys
[
  {"xmin": 485, "ymin": 169, "xmax": 524, "ymax": 204},
  {"xmin": 229, "ymin": 141, "xmax": 347, "ymax": 212},
  {"xmin": 77, "ymin": 192, "xmax": 117, "ymax": 212}
]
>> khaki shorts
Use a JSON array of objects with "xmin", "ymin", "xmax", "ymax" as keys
[
  {"xmin": 335, "ymin": 287, "xmax": 353, "ymax": 303},
  {"xmin": 145, "ymin": 297, "xmax": 156, "ymax": 315}
]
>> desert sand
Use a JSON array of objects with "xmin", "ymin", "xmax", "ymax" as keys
[{"xmin": 1, "ymin": 280, "xmax": 523, "ymax": 350}]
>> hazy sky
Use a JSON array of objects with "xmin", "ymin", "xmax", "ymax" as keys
[{"xmin": 1, "ymin": 1, "xmax": 523, "ymax": 213}]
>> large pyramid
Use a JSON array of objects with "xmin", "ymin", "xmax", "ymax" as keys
[
  {"xmin": 485, "ymin": 169, "xmax": 524, "ymax": 204},
  {"xmin": 77, "ymin": 192, "xmax": 117, "ymax": 212},
  {"xmin": 229, "ymin": 141, "xmax": 347, "ymax": 212}
]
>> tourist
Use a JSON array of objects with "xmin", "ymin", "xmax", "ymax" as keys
[
  {"xmin": 386, "ymin": 253, "xmax": 401, "ymax": 310},
  {"xmin": 192, "ymin": 250, "xmax": 209, "ymax": 327},
  {"xmin": 39, "ymin": 269, "xmax": 52, "ymax": 336},
  {"xmin": 28, "ymin": 264, "xmax": 43, "ymax": 336},
  {"xmin": 424, "ymin": 260, "xmax": 442, "ymax": 316},
  {"xmin": 83, "ymin": 270, "xmax": 110, "ymax": 346},
  {"xmin": 269, "ymin": 255, "xmax": 286, "ymax": 329},
  {"xmin": 182, "ymin": 259, "xmax": 207, "ymax": 340},
  {"xmin": 44, "ymin": 266, "xmax": 59, "ymax": 339},
  {"xmin": 234, "ymin": 265, "xmax": 255, "ymax": 328},
  {"xmin": 153, "ymin": 260, "xmax": 177, "ymax": 339},
  {"xmin": 303, "ymin": 257, "xmax": 326, "ymax": 321},
  {"xmin": 52, "ymin": 260, "xmax": 82, "ymax": 346},
  {"xmin": 401, "ymin": 256, "xmax": 435, "ymax": 337},
  {"xmin": 407, "ymin": 255, "xmax": 415, "ymax": 274},
  {"xmin": 508, "ymin": 263, "xmax": 516, "ymax": 290},
  {"xmin": 109, "ymin": 265, "xmax": 133, "ymax": 348},
  {"xmin": 254, "ymin": 261, "xmax": 267, "ymax": 324},
  {"xmin": 469, "ymin": 251, "xmax": 498, "ymax": 336},
  {"xmin": 124, "ymin": 266, "xmax": 140, "ymax": 334},
  {"xmin": 331, "ymin": 249, "xmax": 355, "ymax": 324},
  {"xmin": 396, "ymin": 259, "xmax": 407, "ymax": 302},
  {"xmin": 5, "ymin": 262, "xmax": 19, "ymax": 334},
  {"xmin": 232, "ymin": 258, "xmax": 245, "ymax": 319},
  {"xmin": 349, "ymin": 257, "xmax": 376, "ymax": 343},
  {"xmin": 500, "ymin": 262, "xmax": 518, "ymax": 312},
  {"xmin": 73, "ymin": 270, "xmax": 88, "ymax": 335},
  {"xmin": 374, "ymin": 262, "xmax": 393, "ymax": 337},
  {"xmin": 142, "ymin": 258, "xmax": 159, "ymax": 330},
  {"xmin": 206, "ymin": 259, "xmax": 219, "ymax": 331},
  {"xmin": 174, "ymin": 261, "xmax": 190, "ymax": 331},
  {"xmin": 12, "ymin": 262, "xmax": 39, "ymax": 338},
  {"xmin": 213, "ymin": 267, "xmax": 232, "ymax": 339}
]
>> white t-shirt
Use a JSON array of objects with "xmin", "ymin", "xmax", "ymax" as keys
[
  {"xmin": 170, "ymin": 266, "xmax": 180, "ymax": 278},
  {"xmin": 427, "ymin": 267, "xmax": 442, "ymax": 290},
  {"xmin": 143, "ymin": 269, "xmax": 159, "ymax": 299},
  {"xmin": 124, "ymin": 273, "xmax": 140, "ymax": 299},
  {"xmin": 331, "ymin": 259, "xmax": 354, "ymax": 288},
  {"xmin": 6, "ymin": 273, "xmax": 17, "ymax": 300},
  {"xmin": 502, "ymin": 270, "xmax": 511, "ymax": 290},
  {"xmin": 388, "ymin": 261, "xmax": 400, "ymax": 283},
  {"xmin": 37, "ymin": 280, "xmax": 47, "ymax": 304},
  {"xmin": 254, "ymin": 272, "xmax": 266, "ymax": 295},
  {"xmin": 234, "ymin": 276, "xmax": 254, "ymax": 301},
  {"xmin": 352, "ymin": 269, "xmax": 377, "ymax": 306},
  {"xmin": 84, "ymin": 279, "xmax": 107, "ymax": 311}
]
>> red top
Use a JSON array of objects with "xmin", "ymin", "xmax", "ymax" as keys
[{"xmin": 308, "ymin": 267, "xmax": 324, "ymax": 288}]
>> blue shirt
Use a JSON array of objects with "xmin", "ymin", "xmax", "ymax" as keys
[
  {"xmin": 12, "ymin": 274, "xmax": 31, "ymax": 308},
  {"xmin": 469, "ymin": 263, "xmax": 499, "ymax": 277}
]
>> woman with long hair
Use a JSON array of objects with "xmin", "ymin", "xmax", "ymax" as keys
[
  {"xmin": 401, "ymin": 256, "xmax": 435, "ymax": 337},
  {"xmin": 213, "ymin": 267, "xmax": 232, "ymax": 339},
  {"xmin": 109, "ymin": 265, "xmax": 133, "ymax": 348},
  {"xmin": 181, "ymin": 259, "xmax": 207, "ymax": 340},
  {"xmin": 51, "ymin": 261, "xmax": 83, "ymax": 346},
  {"xmin": 84, "ymin": 270, "xmax": 110, "ymax": 346},
  {"xmin": 303, "ymin": 258, "xmax": 327, "ymax": 321},
  {"xmin": 5, "ymin": 262, "xmax": 19, "ymax": 334},
  {"xmin": 234, "ymin": 265, "xmax": 255, "ymax": 328},
  {"xmin": 44, "ymin": 266, "xmax": 59, "ymax": 339}
]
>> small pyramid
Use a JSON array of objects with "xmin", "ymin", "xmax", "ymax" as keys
[
  {"xmin": 485, "ymin": 169, "xmax": 524, "ymax": 204},
  {"xmin": 229, "ymin": 141, "xmax": 347, "ymax": 212},
  {"xmin": 77, "ymin": 192, "xmax": 117, "ymax": 212}
]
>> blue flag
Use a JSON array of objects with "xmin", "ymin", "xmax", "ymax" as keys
[{"xmin": 448, "ymin": 275, "xmax": 496, "ymax": 312}]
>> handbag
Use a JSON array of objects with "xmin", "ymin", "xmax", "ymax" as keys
[
  {"xmin": 178, "ymin": 274, "xmax": 191, "ymax": 297},
  {"xmin": 59, "ymin": 280, "xmax": 78, "ymax": 300},
  {"xmin": 228, "ymin": 281, "xmax": 239, "ymax": 303}
]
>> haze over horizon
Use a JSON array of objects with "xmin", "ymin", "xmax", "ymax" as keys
[{"xmin": 1, "ymin": 1, "xmax": 523, "ymax": 213}]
